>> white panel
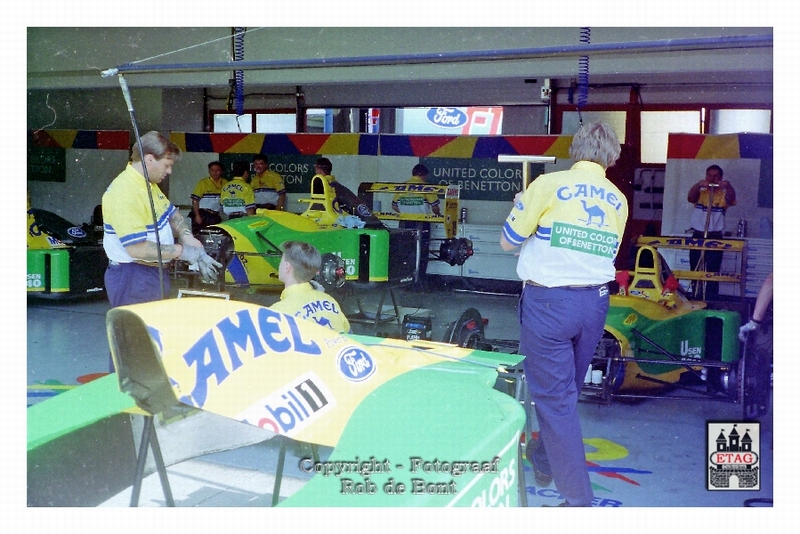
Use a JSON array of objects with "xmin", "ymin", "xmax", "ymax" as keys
[
  {"xmin": 462, "ymin": 253, "xmax": 519, "ymax": 281},
  {"xmin": 427, "ymin": 261, "xmax": 462, "ymax": 276}
]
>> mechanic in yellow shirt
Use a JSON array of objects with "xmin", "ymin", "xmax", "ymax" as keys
[
  {"xmin": 500, "ymin": 122, "xmax": 628, "ymax": 507},
  {"xmin": 190, "ymin": 160, "xmax": 226, "ymax": 234},
  {"xmin": 251, "ymin": 154, "xmax": 286, "ymax": 210},
  {"xmin": 270, "ymin": 241, "xmax": 350, "ymax": 334},
  {"xmin": 220, "ymin": 160, "xmax": 256, "ymax": 219}
]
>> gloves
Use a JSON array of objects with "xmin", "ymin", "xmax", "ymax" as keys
[
  {"xmin": 197, "ymin": 252, "xmax": 223, "ymax": 282},
  {"xmin": 738, "ymin": 319, "xmax": 761, "ymax": 342},
  {"xmin": 178, "ymin": 244, "xmax": 203, "ymax": 264}
]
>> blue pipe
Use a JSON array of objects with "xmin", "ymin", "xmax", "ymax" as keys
[{"xmin": 101, "ymin": 34, "xmax": 771, "ymax": 77}]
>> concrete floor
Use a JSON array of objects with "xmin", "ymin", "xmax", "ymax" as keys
[{"xmin": 27, "ymin": 279, "xmax": 775, "ymax": 509}]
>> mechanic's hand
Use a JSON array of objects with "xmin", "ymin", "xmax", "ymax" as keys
[
  {"xmin": 738, "ymin": 320, "xmax": 760, "ymax": 342},
  {"xmin": 178, "ymin": 244, "xmax": 203, "ymax": 264},
  {"xmin": 197, "ymin": 252, "xmax": 223, "ymax": 282}
]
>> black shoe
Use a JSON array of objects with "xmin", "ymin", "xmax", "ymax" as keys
[
  {"xmin": 525, "ymin": 438, "xmax": 553, "ymax": 486},
  {"xmin": 541, "ymin": 502, "xmax": 567, "ymax": 507}
]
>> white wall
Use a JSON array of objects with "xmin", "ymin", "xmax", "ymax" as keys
[{"xmin": 27, "ymin": 149, "xmax": 129, "ymax": 226}]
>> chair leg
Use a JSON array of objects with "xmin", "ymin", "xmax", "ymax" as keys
[{"xmin": 272, "ymin": 436, "xmax": 287, "ymax": 507}]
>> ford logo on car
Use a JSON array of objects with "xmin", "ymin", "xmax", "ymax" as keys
[
  {"xmin": 427, "ymin": 107, "xmax": 467, "ymax": 128},
  {"xmin": 67, "ymin": 226, "xmax": 88, "ymax": 239},
  {"xmin": 336, "ymin": 346, "xmax": 376, "ymax": 382}
]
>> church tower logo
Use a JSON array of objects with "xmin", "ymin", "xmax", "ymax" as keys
[{"xmin": 707, "ymin": 422, "xmax": 760, "ymax": 490}]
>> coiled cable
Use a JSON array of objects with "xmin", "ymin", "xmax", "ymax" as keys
[
  {"xmin": 233, "ymin": 27, "xmax": 245, "ymax": 116},
  {"xmin": 577, "ymin": 27, "xmax": 591, "ymax": 122}
]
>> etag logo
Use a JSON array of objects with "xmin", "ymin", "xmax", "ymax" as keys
[
  {"xmin": 337, "ymin": 346, "xmax": 376, "ymax": 382},
  {"xmin": 707, "ymin": 422, "xmax": 760, "ymax": 490},
  {"xmin": 237, "ymin": 371, "xmax": 335, "ymax": 436},
  {"xmin": 427, "ymin": 107, "xmax": 467, "ymax": 128}
]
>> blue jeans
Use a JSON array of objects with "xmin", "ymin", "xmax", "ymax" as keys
[{"xmin": 519, "ymin": 283, "xmax": 609, "ymax": 506}]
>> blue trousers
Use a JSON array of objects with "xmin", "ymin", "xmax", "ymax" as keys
[
  {"xmin": 519, "ymin": 283, "xmax": 609, "ymax": 506},
  {"xmin": 105, "ymin": 262, "xmax": 170, "ymax": 308},
  {"xmin": 104, "ymin": 262, "xmax": 170, "ymax": 372}
]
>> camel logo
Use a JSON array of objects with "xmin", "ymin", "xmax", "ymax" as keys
[
  {"xmin": 579, "ymin": 200, "xmax": 606, "ymax": 228},
  {"xmin": 707, "ymin": 422, "xmax": 760, "ymax": 490}
]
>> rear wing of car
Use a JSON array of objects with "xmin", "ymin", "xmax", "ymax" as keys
[{"xmin": 358, "ymin": 182, "xmax": 461, "ymax": 239}]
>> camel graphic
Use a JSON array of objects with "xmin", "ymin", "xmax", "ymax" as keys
[{"xmin": 580, "ymin": 200, "xmax": 605, "ymax": 228}]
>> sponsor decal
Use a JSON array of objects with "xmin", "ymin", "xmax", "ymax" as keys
[
  {"xmin": 680, "ymin": 339, "xmax": 702, "ymax": 359},
  {"xmin": 180, "ymin": 308, "xmax": 322, "ymax": 407},
  {"xmin": 550, "ymin": 222, "xmax": 618, "ymax": 258},
  {"xmin": 337, "ymin": 346, "xmax": 376, "ymax": 382},
  {"xmin": 237, "ymin": 371, "xmax": 335, "ymax": 436},
  {"xmin": 426, "ymin": 107, "xmax": 468, "ymax": 129},
  {"xmin": 67, "ymin": 226, "xmax": 87, "ymax": 239}
]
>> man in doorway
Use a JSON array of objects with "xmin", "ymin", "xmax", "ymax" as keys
[{"xmin": 686, "ymin": 164, "xmax": 736, "ymax": 300}]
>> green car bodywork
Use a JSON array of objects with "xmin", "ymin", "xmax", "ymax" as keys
[{"xmin": 206, "ymin": 211, "xmax": 410, "ymax": 287}]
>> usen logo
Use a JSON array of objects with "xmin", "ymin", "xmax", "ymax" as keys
[
  {"xmin": 237, "ymin": 371, "xmax": 335, "ymax": 436},
  {"xmin": 337, "ymin": 346, "xmax": 376, "ymax": 382},
  {"xmin": 427, "ymin": 107, "xmax": 467, "ymax": 128},
  {"xmin": 680, "ymin": 340, "xmax": 702, "ymax": 358}
]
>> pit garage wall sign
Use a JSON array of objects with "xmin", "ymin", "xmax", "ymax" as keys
[
  {"xmin": 423, "ymin": 157, "xmax": 545, "ymax": 202},
  {"xmin": 401, "ymin": 107, "xmax": 504, "ymax": 135}
]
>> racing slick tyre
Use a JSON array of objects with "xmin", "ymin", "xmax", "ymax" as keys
[
  {"xmin": 738, "ymin": 327, "xmax": 771, "ymax": 420},
  {"xmin": 442, "ymin": 308, "xmax": 490, "ymax": 350}
]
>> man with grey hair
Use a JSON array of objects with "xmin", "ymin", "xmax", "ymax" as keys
[
  {"xmin": 500, "ymin": 122, "xmax": 628, "ymax": 507},
  {"xmin": 270, "ymin": 241, "xmax": 350, "ymax": 334}
]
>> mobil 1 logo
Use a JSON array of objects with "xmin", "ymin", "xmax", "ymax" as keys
[{"xmin": 707, "ymin": 422, "xmax": 760, "ymax": 490}]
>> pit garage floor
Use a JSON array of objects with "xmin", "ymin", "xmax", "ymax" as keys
[{"xmin": 26, "ymin": 280, "xmax": 779, "ymax": 512}]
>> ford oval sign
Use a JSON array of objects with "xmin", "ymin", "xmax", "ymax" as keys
[
  {"xmin": 67, "ymin": 226, "xmax": 87, "ymax": 239},
  {"xmin": 336, "ymin": 346, "xmax": 376, "ymax": 382},
  {"xmin": 427, "ymin": 107, "xmax": 467, "ymax": 129}
]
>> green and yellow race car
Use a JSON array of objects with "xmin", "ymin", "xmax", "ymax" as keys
[{"xmin": 197, "ymin": 175, "xmax": 473, "ymax": 290}]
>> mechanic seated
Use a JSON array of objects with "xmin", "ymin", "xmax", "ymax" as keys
[{"xmin": 269, "ymin": 240, "xmax": 351, "ymax": 334}]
